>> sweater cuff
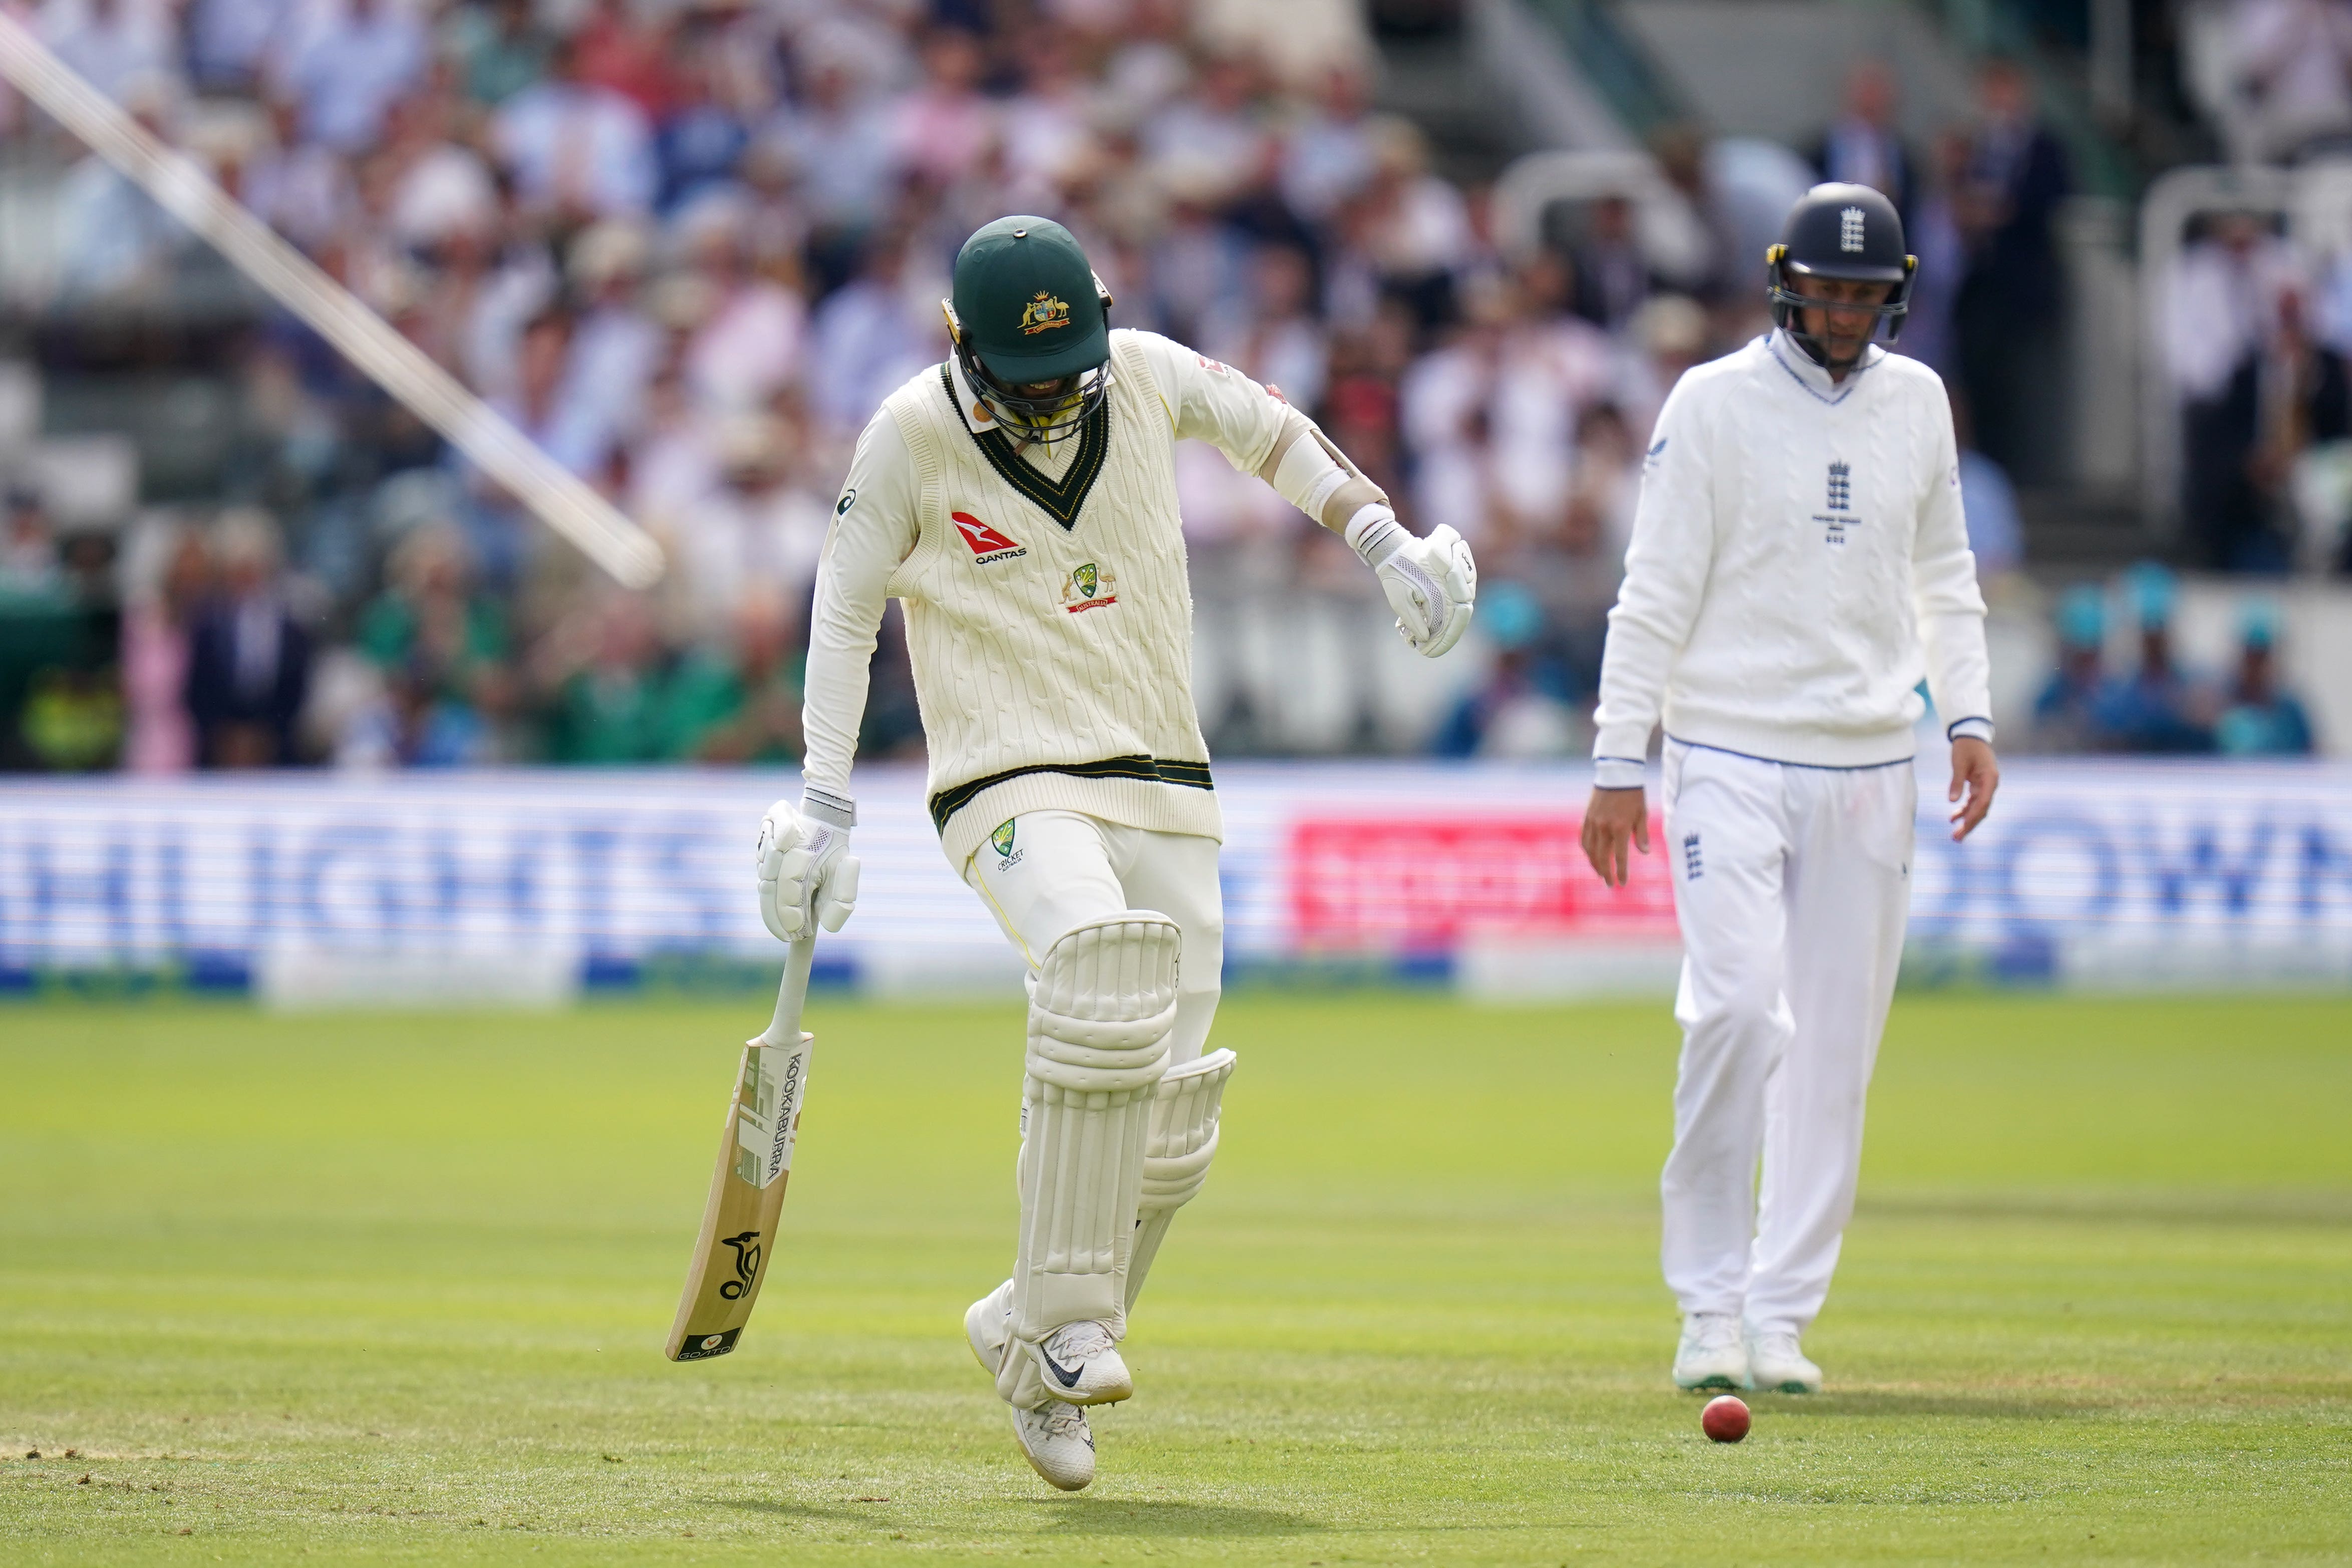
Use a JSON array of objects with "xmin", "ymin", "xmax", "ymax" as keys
[
  {"xmin": 801, "ymin": 786, "xmax": 857, "ymax": 829},
  {"xmin": 1945, "ymin": 717, "xmax": 1994, "ymax": 745},
  {"xmin": 1592, "ymin": 757, "xmax": 1647, "ymax": 791}
]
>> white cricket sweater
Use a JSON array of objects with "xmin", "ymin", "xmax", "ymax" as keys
[
  {"xmin": 1591, "ymin": 332, "xmax": 1993, "ymax": 783},
  {"xmin": 801, "ymin": 329, "xmax": 1288, "ymax": 869}
]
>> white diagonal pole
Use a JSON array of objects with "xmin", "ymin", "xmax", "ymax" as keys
[{"xmin": 0, "ymin": 10, "xmax": 665, "ymax": 588}]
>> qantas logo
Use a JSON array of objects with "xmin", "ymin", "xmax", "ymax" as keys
[{"xmin": 952, "ymin": 511, "xmax": 1027, "ymax": 564}]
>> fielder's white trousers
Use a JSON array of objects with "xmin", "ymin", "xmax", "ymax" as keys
[
  {"xmin": 1659, "ymin": 740, "xmax": 1915, "ymax": 1338},
  {"xmin": 965, "ymin": 809, "xmax": 1224, "ymax": 1067}
]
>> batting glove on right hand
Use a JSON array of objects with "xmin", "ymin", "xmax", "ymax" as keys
[
  {"xmin": 755, "ymin": 798, "xmax": 860, "ymax": 940},
  {"xmin": 1346, "ymin": 505, "xmax": 1477, "ymax": 658}
]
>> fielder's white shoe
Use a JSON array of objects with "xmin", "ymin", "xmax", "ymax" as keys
[
  {"xmin": 1010, "ymin": 1400, "xmax": 1096, "ymax": 1491},
  {"xmin": 1672, "ymin": 1312, "xmax": 1749, "ymax": 1392},
  {"xmin": 1745, "ymin": 1328, "xmax": 1823, "ymax": 1394}
]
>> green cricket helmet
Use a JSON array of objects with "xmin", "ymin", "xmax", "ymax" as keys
[{"xmin": 943, "ymin": 216, "xmax": 1114, "ymax": 441}]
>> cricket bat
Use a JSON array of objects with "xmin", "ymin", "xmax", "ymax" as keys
[{"xmin": 664, "ymin": 936, "xmax": 816, "ymax": 1362}]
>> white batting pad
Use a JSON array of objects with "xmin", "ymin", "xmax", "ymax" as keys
[
  {"xmin": 1125, "ymin": 1048, "xmax": 1236, "ymax": 1313},
  {"xmin": 1002, "ymin": 911, "xmax": 1181, "ymax": 1402}
]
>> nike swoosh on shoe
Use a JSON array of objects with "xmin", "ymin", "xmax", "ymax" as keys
[{"xmin": 1039, "ymin": 1349, "xmax": 1083, "ymax": 1389}]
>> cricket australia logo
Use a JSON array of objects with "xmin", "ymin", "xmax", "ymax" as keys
[
  {"xmin": 990, "ymin": 818, "xmax": 1023, "ymax": 870},
  {"xmin": 1061, "ymin": 560, "xmax": 1117, "ymax": 612},
  {"xmin": 1018, "ymin": 290, "xmax": 1071, "ymax": 335},
  {"xmin": 952, "ymin": 510, "xmax": 1027, "ymax": 564},
  {"xmin": 1814, "ymin": 460, "xmax": 1857, "ymax": 544},
  {"xmin": 1840, "ymin": 206, "xmax": 1866, "ymax": 252},
  {"xmin": 718, "ymin": 1230, "xmax": 761, "ymax": 1300}
]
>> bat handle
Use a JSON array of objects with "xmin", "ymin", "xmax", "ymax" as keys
[{"xmin": 755, "ymin": 936, "xmax": 815, "ymax": 1047}]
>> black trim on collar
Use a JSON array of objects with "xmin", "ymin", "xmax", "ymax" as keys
[
  {"xmin": 938, "ymin": 364, "xmax": 1112, "ymax": 531},
  {"xmin": 930, "ymin": 755, "xmax": 1215, "ymax": 833}
]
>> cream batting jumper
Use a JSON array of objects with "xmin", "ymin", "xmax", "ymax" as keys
[{"xmin": 801, "ymin": 329, "xmax": 1286, "ymax": 872}]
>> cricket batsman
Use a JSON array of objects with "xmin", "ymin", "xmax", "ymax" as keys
[
  {"xmin": 1580, "ymin": 185, "xmax": 1999, "ymax": 1396},
  {"xmin": 752, "ymin": 216, "xmax": 1477, "ymax": 1488}
]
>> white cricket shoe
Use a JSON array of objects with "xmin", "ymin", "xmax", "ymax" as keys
[
  {"xmin": 965, "ymin": 1280, "xmax": 1013, "ymax": 1376},
  {"xmin": 964, "ymin": 1281, "xmax": 1098, "ymax": 1491},
  {"xmin": 1672, "ymin": 1312, "xmax": 1749, "ymax": 1392},
  {"xmin": 1745, "ymin": 1328, "xmax": 1823, "ymax": 1394},
  {"xmin": 964, "ymin": 1285, "xmax": 1132, "ymax": 1404},
  {"xmin": 1010, "ymin": 1400, "xmax": 1096, "ymax": 1491},
  {"xmin": 1023, "ymin": 1318, "xmax": 1133, "ymax": 1406}
]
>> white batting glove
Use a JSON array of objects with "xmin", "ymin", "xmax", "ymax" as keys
[
  {"xmin": 1346, "ymin": 505, "xmax": 1477, "ymax": 658},
  {"xmin": 755, "ymin": 795, "xmax": 860, "ymax": 940}
]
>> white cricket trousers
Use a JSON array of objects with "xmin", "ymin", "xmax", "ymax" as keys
[
  {"xmin": 965, "ymin": 809, "xmax": 1224, "ymax": 1067},
  {"xmin": 1659, "ymin": 739, "xmax": 1915, "ymax": 1338}
]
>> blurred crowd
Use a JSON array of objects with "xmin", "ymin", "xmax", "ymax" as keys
[
  {"xmin": 2158, "ymin": 0, "xmax": 2352, "ymax": 576},
  {"xmin": 0, "ymin": 0, "xmax": 2338, "ymax": 769},
  {"xmin": 2028, "ymin": 561, "xmax": 2314, "ymax": 756}
]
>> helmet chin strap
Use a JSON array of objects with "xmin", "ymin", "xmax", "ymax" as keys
[{"xmin": 1787, "ymin": 325, "xmax": 1866, "ymax": 372}]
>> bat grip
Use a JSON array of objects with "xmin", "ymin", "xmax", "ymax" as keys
[{"xmin": 756, "ymin": 937, "xmax": 815, "ymax": 1047}]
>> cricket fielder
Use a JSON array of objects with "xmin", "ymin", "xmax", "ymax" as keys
[
  {"xmin": 1580, "ymin": 185, "xmax": 2000, "ymax": 1396},
  {"xmin": 752, "ymin": 216, "xmax": 1476, "ymax": 1489}
]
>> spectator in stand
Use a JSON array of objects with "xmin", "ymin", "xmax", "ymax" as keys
[
  {"xmin": 661, "ymin": 592, "xmax": 803, "ymax": 763},
  {"xmin": 1432, "ymin": 581, "xmax": 1577, "ymax": 758},
  {"xmin": 491, "ymin": 33, "xmax": 658, "ymax": 219},
  {"xmin": 186, "ymin": 0, "xmax": 286, "ymax": 93},
  {"xmin": 2031, "ymin": 584, "xmax": 2107, "ymax": 753},
  {"xmin": 2089, "ymin": 563, "xmax": 2212, "ymax": 754},
  {"xmin": 2165, "ymin": 210, "xmax": 2321, "ymax": 572},
  {"xmin": 805, "ymin": 230, "xmax": 930, "ymax": 437},
  {"xmin": 276, "ymin": 0, "xmax": 428, "ymax": 155},
  {"xmin": 1811, "ymin": 59, "xmax": 1915, "ymax": 228},
  {"xmin": 1648, "ymin": 125, "xmax": 1744, "ymax": 310},
  {"xmin": 1568, "ymin": 194, "xmax": 1651, "ymax": 337},
  {"xmin": 486, "ymin": 306, "xmax": 610, "ymax": 479},
  {"xmin": 446, "ymin": 0, "xmax": 550, "ymax": 109},
  {"xmin": 184, "ymin": 509, "xmax": 312, "ymax": 768},
  {"xmin": 768, "ymin": 42, "xmax": 902, "ymax": 255},
  {"xmin": 0, "ymin": 485, "xmax": 61, "ymax": 598},
  {"xmin": 1900, "ymin": 129, "xmax": 1970, "ymax": 382},
  {"xmin": 891, "ymin": 27, "xmax": 996, "ymax": 189},
  {"xmin": 354, "ymin": 522, "xmax": 514, "ymax": 765},
  {"xmin": 2232, "ymin": 0, "xmax": 2352, "ymax": 160},
  {"xmin": 1280, "ymin": 62, "xmax": 1378, "ymax": 225},
  {"xmin": 677, "ymin": 192, "xmax": 808, "ymax": 416},
  {"xmin": 1204, "ymin": 242, "xmax": 1329, "ymax": 416},
  {"xmin": 120, "ymin": 523, "xmax": 210, "ymax": 773},
  {"xmin": 655, "ymin": 33, "xmax": 749, "ymax": 217},
  {"xmin": 573, "ymin": 0, "xmax": 676, "ymax": 121},
  {"xmin": 1350, "ymin": 117, "xmax": 1472, "ymax": 333},
  {"xmin": 2212, "ymin": 601, "xmax": 2315, "ymax": 755},
  {"xmin": 53, "ymin": 74, "xmax": 190, "ymax": 302},
  {"xmin": 560, "ymin": 221, "xmax": 663, "ymax": 455},
  {"xmin": 1952, "ymin": 57, "xmax": 2070, "ymax": 486},
  {"xmin": 40, "ymin": 0, "xmax": 178, "ymax": 106},
  {"xmin": 535, "ymin": 589, "xmax": 665, "ymax": 763},
  {"xmin": 2248, "ymin": 282, "xmax": 2352, "ymax": 568},
  {"xmin": 1955, "ymin": 404, "xmax": 2025, "ymax": 579}
]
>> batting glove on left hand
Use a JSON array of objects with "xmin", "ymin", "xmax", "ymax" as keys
[
  {"xmin": 756, "ymin": 797, "xmax": 860, "ymax": 940},
  {"xmin": 1346, "ymin": 505, "xmax": 1477, "ymax": 658}
]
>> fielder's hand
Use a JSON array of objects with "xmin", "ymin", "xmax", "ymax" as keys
[
  {"xmin": 756, "ymin": 799, "xmax": 860, "ymax": 939},
  {"xmin": 1947, "ymin": 736, "xmax": 1999, "ymax": 842},
  {"xmin": 1580, "ymin": 785, "xmax": 1650, "ymax": 888},
  {"xmin": 1346, "ymin": 505, "xmax": 1477, "ymax": 658}
]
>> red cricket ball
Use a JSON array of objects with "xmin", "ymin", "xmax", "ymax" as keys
[{"xmin": 1701, "ymin": 1394, "xmax": 1750, "ymax": 1443}]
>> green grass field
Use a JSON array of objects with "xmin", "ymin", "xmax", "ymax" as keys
[{"xmin": 2, "ymin": 991, "xmax": 2348, "ymax": 1565}]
